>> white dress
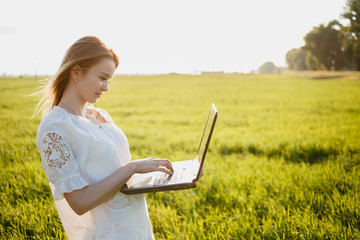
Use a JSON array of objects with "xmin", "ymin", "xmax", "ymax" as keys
[{"xmin": 36, "ymin": 105, "xmax": 155, "ymax": 240}]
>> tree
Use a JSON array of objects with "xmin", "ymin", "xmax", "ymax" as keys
[
  {"xmin": 286, "ymin": 48, "xmax": 308, "ymax": 70},
  {"xmin": 258, "ymin": 62, "xmax": 278, "ymax": 73},
  {"xmin": 303, "ymin": 20, "xmax": 345, "ymax": 70},
  {"xmin": 305, "ymin": 52, "xmax": 326, "ymax": 70},
  {"xmin": 342, "ymin": 0, "xmax": 360, "ymax": 70}
]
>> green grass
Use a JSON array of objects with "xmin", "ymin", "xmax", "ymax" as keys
[{"xmin": 1, "ymin": 73, "xmax": 359, "ymax": 239}]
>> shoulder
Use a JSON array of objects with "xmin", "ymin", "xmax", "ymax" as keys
[
  {"xmin": 36, "ymin": 107, "xmax": 73, "ymax": 146},
  {"xmin": 38, "ymin": 106, "xmax": 71, "ymax": 129}
]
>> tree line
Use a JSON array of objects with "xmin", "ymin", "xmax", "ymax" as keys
[{"xmin": 286, "ymin": 0, "xmax": 360, "ymax": 71}]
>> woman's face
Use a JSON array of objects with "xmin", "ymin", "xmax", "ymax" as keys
[{"xmin": 76, "ymin": 57, "xmax": 116, "ymax": 104}]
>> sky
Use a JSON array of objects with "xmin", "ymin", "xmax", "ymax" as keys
[{"xmin": 0, "ymin": 0, "xmax": 347, "ymax": 76}]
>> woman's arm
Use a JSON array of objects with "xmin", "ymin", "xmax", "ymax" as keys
[{"xmin": 64, "ymin": 158, "xmax": 173, "ymax": 215}]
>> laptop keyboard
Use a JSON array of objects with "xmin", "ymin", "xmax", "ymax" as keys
[
  {"xmin": 151, "ymin": 159, "xmax": 200, "ymax": 186},
  {"xmin": 153, "ymin": 168, "xmax": 186, "ymax": 185}
]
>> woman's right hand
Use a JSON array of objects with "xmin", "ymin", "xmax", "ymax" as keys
[{"xmin": 129, "ymin": 157, "xmax": 174, "ymax": 176}]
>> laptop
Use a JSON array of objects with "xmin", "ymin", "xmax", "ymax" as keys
[{"xmin": 121, "ymin": 103, "xmax": 218, "ymax": 195}]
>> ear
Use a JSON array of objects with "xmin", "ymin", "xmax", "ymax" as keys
[{"xmin": 71, "ymin": 65, "xmax": 81, "ymax": 80}]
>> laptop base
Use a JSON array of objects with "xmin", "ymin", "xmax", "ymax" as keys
[{"xmin": 121, "ymin": 181, "xmax": 196, "ymax": 195}]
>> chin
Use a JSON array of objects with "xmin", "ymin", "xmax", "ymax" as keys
[{"xmin": 88, "ymin": 99, "xmax": 98, "ymax": 104}]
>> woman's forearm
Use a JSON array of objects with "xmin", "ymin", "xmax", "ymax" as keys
[
  {"xmin": 64, "ymin": 162, "xmax": 135, "ymax": 215},
  {"xmin": 63, "ymin": 157, "xmax": 173, "ymax": 215}
]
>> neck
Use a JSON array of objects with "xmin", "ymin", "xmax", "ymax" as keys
[{"xmin": 58, "ymin": 83, "xmax": 86, "ymax": 116}]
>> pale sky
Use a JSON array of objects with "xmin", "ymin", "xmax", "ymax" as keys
[{"xmin": 0, "ymin": 0, "xmax": 347, "ymax": 75}]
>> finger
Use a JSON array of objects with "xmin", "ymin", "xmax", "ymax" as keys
[
  {"xmin": 157, "ymin": 167, "xmax": 173, "ymax": 176},
  {"xmin": 150, "ymin": 159, "xmax": 174, "ymax": 173},
  {"xmin": 157, "ymin": 160, "xmax": 174, "ymax": 173},
  {"xmin": 152, "ymin": 158, "xmax": 168, "ymax": 162},
  {"xmin": 152, "ymin": 159, "xmax": 172, "ymax": 167}
]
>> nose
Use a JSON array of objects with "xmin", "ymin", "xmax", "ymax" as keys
[{"xmin": 101, "ymin": 81, "xmax": 109, "ymax": 92}]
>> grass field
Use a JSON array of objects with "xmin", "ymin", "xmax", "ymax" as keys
[{"xmin": 0, "ymin": 72, "xmax": 359, "ymax": 239}]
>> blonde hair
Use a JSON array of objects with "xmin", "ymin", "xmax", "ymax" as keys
[{"xmin": 32, "ymin": 36, "xmax": 119, "ymax": 118}]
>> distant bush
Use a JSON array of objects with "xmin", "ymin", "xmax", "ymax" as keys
[{"xmin": 258, "ymin": 61, "xmax": 279, "ymax": 73}]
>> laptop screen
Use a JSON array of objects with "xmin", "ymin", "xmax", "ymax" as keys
[{"xmin": 195, "ymin": 104, "xmax": 218, "ymax": 179}]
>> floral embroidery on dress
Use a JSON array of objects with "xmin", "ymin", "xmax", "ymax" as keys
[
  {"xmin": 107, "ymin": 192, "xmax": 130, "ymax": 210},
  {"xmin": 41, "ymin": 132, "xmax": 71, "ymax": 168}
]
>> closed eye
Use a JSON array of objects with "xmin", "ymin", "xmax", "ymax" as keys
[
  {"xmin": 99, "ymin": 72, "xmax": 111, "ymax": 83},
  {"xmin": 100, "ymin": 77, "xmax": 111, "ymax": 84}
]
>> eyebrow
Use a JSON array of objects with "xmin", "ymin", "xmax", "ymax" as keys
[{"xmin": 100, "ymin": 72, "xmax": 110, "ymax": 77}]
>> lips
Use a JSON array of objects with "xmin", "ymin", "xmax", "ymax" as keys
[{"xmin": 95, "ymin": 93, "xmax": 102, "ymax": 98}]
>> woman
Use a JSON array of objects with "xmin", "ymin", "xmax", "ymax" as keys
[{"xmin": 35, "ymin": 36, "xmax": 173, "ymax": 239}]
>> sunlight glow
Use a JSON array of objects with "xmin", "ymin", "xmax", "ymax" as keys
[{"xmin": 0, "ymin": 0, "xmax": 346, "ymax": 75}]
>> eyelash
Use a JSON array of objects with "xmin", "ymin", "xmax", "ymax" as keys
[{"xmin": 100, "ymin": 77, "xmax": 111, "ymax": 83}]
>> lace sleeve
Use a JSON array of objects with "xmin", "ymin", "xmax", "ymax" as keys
[
  {"xmin": 40, "ymin": 131, "xmax": 88, "ymax": 200},
  {"xmin": 41, "ymin": 132, "xmax": 72, "ymax": 168}
]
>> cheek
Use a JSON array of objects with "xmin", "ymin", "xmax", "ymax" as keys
[
  {"xmin": 77, "ymin": 80, "xmax": 94, "ymax": 96},
  {"xmin": 82, "ymin": 75, "xmax": 99, "ymax": 89}
]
